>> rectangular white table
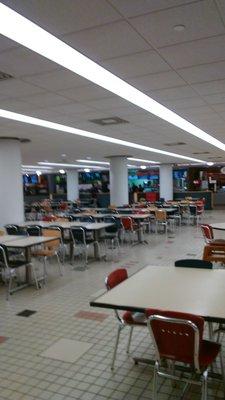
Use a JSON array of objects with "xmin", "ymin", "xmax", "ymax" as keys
[
  {"xmin": 0, "ymin": 235, "xmax": 57, "ymax": 285},
  {"xmin": 17, "ymin": 221, "xmax": 113, "ymax": 259},
  {"xmin": 211, "ymin": 223, "xmax": 225, "ymax": 231},
  {"xmin": 90, "ymin": 265, "xmax": 225, "ymax": 324}
]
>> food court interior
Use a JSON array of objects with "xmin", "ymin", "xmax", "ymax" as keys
[{"xmin": 1, "ymin": 1, "xmax": 225, "ymax": 399}]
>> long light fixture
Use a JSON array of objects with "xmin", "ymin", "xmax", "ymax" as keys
[
  {"xmin": 76, "ymin": 159, "xmax": 110, "ymax": 165},
  {"xmin": 0, "ymin": 3, "xmax": 224, "ymax": 153},
  {"xmin": 38, "ymin": 162, "xmax": 107, "ymax": 169},
  {"xmin": 22, "ymin": 164, "xmax": 53, "ymax": 169},
  {"xmin": 127, "ymin": 157, "xmax": 159, "ymax": 164},
  {"xmin": 0, "ymin": 108, "xmax": 205, "ymax": 162}
]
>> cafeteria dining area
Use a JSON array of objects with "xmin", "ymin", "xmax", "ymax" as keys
[{"xmin": 1, "ymin": 1, "xmax": 225, "ymax": 399}]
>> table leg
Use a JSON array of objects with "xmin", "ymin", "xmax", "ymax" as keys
[
  {"xmin": 25, "ymin": 247, "xmax": 32, "ymax": 284},
  {"xmin": 93, "ymin": 230, "xmax": 100, "ymax": 259}
]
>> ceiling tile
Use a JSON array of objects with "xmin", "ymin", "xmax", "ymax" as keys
[
  {"xmin": 203, "ymin": 92, "xmax": 225, "ymax": 105},
  {"xmin": 129, "ymin": 71, "xmax": 186, "ymax": 91},
  {"xmin": 20, "ymin": 92, "xmax": 70, "ymax": 107},
  {"xmin": 192, "ymin": 80, "xmax": 225, "ymax": 95},
  {"xmin": 0, "ymin": 79, "xmax": 45, "ymax": 100},
  {"xmin": 178, "ymin": 61, "xmax": 225, "ymax": 83},
  {"xmin": 150, "ymin": 85, "xmax": 199, "ymax": 101},
  {"xmin": 159, "ymin": 35, "xmax": 225, "ymax": 69},
  {"xmin": 110, "ymin": 0, "xmax": 194, "ymax": 17},
  {"xmin": 101, "ymin": 50, "xmax": 170, "ymax": 78},
  {"xmin": 0, "ymin": 35, "xmax": 18, "ymax": 53},
  {"xmin": 63, "ymin": 21, "xmax": 150, "ymax": 61},
  {"xmin": 22, "ymin": 68, "xmax": 88, "ymax": 91},
  {"xmin": 130, "ymin": 0, "xmax": 224, "ymax": 48},
  {"xmin": 57, "ymin": 84, "xmax": 111, "ymax": 102},
  {"xmin": 48, "ymin": 102, "xmax": 96, "ymax": 116},
  {"xmin": 0, "ymin": 46, "xmax": 57, "ymax": 77},
  {"xmin": 0, "ymin": 0, "xmax": 121, "ymax": 35},
  {"xmin": 162, "ymin": 97, "xmax": 206, "ymax": 110}
]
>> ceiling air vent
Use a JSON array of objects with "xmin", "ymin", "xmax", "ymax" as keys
[
  {"xmin": 89, "ymin": 117, "xmax": 129, "ymax": 126},
  {"xmin": 163, "ymin": 142, "xmax": 186, "ymax": 146},
  {"xmin": 192, "ymin": 151, "xmax": 210, "ymax": 155},
  {"xmin": 0, "ymin": 71, "xmax": 13, "ymax": 81}
]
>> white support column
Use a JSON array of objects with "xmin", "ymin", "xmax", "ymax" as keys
[
  {"xmin": 159, "ymin": 164, "xmax": 173, "ymax": 201},
  {"xmin": 66, "ymin": 170, "xmax": 79, "ymax": 201},
  {"xmin": 109, "ymin": 156, "xmax": 129, "ymax": 206},
  {"xmin": 0, "ymin": 138, "xmax": 24, "ymax": 226}
]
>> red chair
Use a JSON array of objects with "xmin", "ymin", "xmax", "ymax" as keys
[
  {"xmin": 201, "ymin": 224, "xmax": 225, "ymax": 245},
  {"xmin": 146, "ymin": 308, "xmax": 224, "ymax": 399},
  {"xmin": 121, "ymin": 217, "xmax": 142, "ymax": 243},
  {"xmin": 105, "ymin": 269, "xmax": 146, "ymax": 369}
]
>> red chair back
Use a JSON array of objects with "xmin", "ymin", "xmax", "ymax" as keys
[
  {"xmin": 121, "ymin": 217, "xmax": 133, "ymax": 231},
  {"xmin": 146, "ymin": 309, "xmax": 204, "ymax": 366},
  {"xmin": 201, "ymin": 224, "xmax": 214, "ymax": 243},
  {"xmin": 105, "ymin": 268, "xmax": 128, "ymax": 290}
]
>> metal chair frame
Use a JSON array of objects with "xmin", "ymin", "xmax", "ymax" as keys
[{"xmin": 148, "ymin": 313, "xmax": 225, "ymax": 400}]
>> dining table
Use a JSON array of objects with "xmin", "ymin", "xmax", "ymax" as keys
[{"xmin": 90, "ymin": 264, "xmax": 225, "ymax": 375}]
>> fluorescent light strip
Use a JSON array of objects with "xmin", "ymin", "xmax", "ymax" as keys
[
  {"xmin": 0, "ymin": 3, "xmax": 224, "ymax": 152},
  {"xmin": 38, "ymin": 162, "xmax": 107, "ymax": 169},
  {"xmin": 127, "ymin": 157, "xmax": 159, "ymax": 164},
  {"xmin": 76, "ymin": 159, "xmax": 110, "ymax": 165},
  {"xmin": 22, "ymin": 164, "xmax": 53, "ymax": 169},
  {"xmin": 0, "ymin": 109, "xmax": 205, "ymax": 162}
]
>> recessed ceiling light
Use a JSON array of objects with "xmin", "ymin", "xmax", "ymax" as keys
[
  {"xmin": 84, "ymin": 168, "xmax": 90, "ymax": 173},
  {"xmin": 173, "ymin": 24, "xmax": 185, "ymax": 31},
  {"xmin": 140, "ymin": 165, "xmax": 147, "ymax": 170},
  {"xmin": 0, "ymin": 4, "xmax": 224, "ymax": 154},
  {"xmin": 59, "ymin": 169, "xmax": 65, "ymax": 174},
  {"xmin": 86, "ymin": 156, "xmax": 92, "ymax": 160},
  {"xmin": 207, "ymin": 162, "xmax": 214, "ymax": 166},
  {"xmin": 61, "ymin": 154, "xmax": 67, "ymax": 157},
  {"xmin": 0, "ymin": 109, "xmax": 205, "ymax": 163},
  {"xmin": 36, "ymin": 170, "xmax": 42, "ymax": 176}
]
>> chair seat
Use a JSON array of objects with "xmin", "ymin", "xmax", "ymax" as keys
[
  {"xmin": 123, "ymin": 311, "xmax": 147, "ymax": 326},
  {"xmin": 209, "ymin": 239, "xmax": 225, "ymax": 245},
  {"xmin": 8, "ymin": 260, "xmax": 27, "ymax": 268},
  {"xmin": 32, "ymin": 249, "xmax": 55, "ymax": 257},
  {"xmin": 199, "ymin": 340, "xmax": 220, "ymax": 368}
]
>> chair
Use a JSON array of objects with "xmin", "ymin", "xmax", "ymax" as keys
[
  {"xmin": 201, "ymin": 224, "xmax": 225, "ymax": 246},
  {"xmin": 175, "ymin": 259, "xmax": 213, "ymax": 269},
  {"xmin": 31, "ymin": 228, "xmax": 63, "ymax": 282},
  {"xmin": 189, "ymin": 204, "xmax": 203, "ymax": 225},
  {"xmin": 79, "ymin": 216, "xmax": 95, "ymax": 223},
  {"xmin": 26, "ymin": 225, "xmax": 42, "ymax": 236},
  {"xmin": 0, "ymin": 244, "xmax": 37, "ymax": 299},
  {"xmin": 146, "ymin": 308, "xmax": 224, "ymax": 400},
  {"xmin": 203, "ymin": 244, "xmax": 225, "ymax": 264},
  {"xmin": 101, "ymin": 217, "xmax": 120, "ymax": 259},
  {"xmin": 70, "ymin": 226, "xmax": 97, "ymax": 268},
  {"xmin": 121, "ymin": 216, "xmax": 142, "ymax": 243},
  {"xmin": 155, "ymin": 210, "xmax": 174, "ymax": 234},
  {"xmin": 105, "ymin": 269, "xmax": 146, "ymax": 370},
  {"xmin": 5, "ymin": 224, "xmax": 27, "ymax": 236}
]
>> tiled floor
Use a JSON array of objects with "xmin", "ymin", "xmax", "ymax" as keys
[{"xmin": 0, "ymin": 209, "xmax": 225, "ymax": 400}]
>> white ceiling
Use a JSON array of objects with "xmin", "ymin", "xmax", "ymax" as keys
[{"xmin": 0, "ymin": 0, "xmax": 225, "ymax": 166}]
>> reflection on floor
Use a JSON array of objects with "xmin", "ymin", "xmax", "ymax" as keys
[{"xmin": 0, "ymin": 210, "xmax": 225, "ymax": 400}]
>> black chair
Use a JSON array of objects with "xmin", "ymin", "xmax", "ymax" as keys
[
  {"xmin": 0, "ymin": 244, "xmax": 37, "ymax": 299},
  {"xmin": 70, "ymin": 226, "xmax": 97, "ymax": 268},
  {"xmin": 79, "ymin": 216, "xmax": 95, "ymax": 223},
  {"xmin": 26, "ymin": 225, "xmax": 42, "ymax": 236},
  {"xmin": 5, "ymin": 224, "xmax": 27, "ymax": 236},
  {"xmin": 101, "ymin": 217, "xmax": 120, "ymax": 258},
  {"xmin": 175, "ymin": 259, "xmax": 213, "ymax": 269}
]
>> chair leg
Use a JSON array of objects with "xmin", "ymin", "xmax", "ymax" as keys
[
  {"xmin": 153, "ymin": 361, "xmax": 159, "ymax": 400},
  {"xmin": 201, "ymin": 370, "xmax": 208, "ymax": 400},
  {"xmin": 31, "ymin": 263, "xmax": 39, "ymax": 290},
  {"xmin": 43, "ymin": 256, "xmax": 47, "ymax": 283},
  {"xmin": 56, "ymin": 253, "xmax": 63, "ymax": 276},
  {"xmin": 126, "ymin": 326, "xmax": 134, "ymax": 354},
  {"xmin": 7, "ymin": 274, "xmax": 13, "ymax": 300},
  {"xmin": 111, "ymin": 324, "xmax": 122, "ymax": 370},
  {"xmin": 219, "ymin": 350, "xmax": 225, "ymax": 396}
]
